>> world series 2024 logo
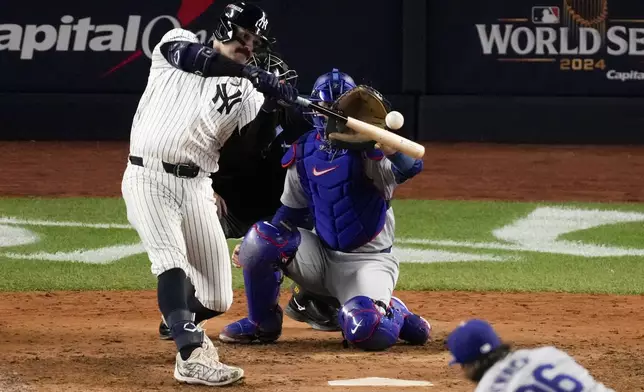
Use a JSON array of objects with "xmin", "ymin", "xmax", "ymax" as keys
[{"xmin": 475, "ymin": 0, "xmax": 644, "ymax": 82}]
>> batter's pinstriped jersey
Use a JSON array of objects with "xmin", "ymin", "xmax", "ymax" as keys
[
  {"xmin": 280, "ymin": 156, "xmax": 397, "ymax": 253},
  {"xmin": 121, "ymin": 28, "xmax": 265, "ymax": 312},
  {"xmin": 476, "ymin": 347, "xmax": 615, "ymax": 392},
  {"xmin": 129, "ymin": 28, "xmax": 265, "ymax": 173}
]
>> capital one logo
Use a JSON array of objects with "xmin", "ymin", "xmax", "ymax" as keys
[
  {"xmin": 0, "ymin": 15, "xmax": 205, "ymax": 60},
  {"xmin": 0, "ymin": 0, "xmax": 216, "ymax": 76}
]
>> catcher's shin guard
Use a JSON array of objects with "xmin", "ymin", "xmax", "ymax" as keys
[{"xmin": 219, "ymin": 221, "xmax": 300, "ymax": 343}]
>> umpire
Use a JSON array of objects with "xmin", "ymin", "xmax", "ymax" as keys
[{"xmin": 212, "ymin": 52, "xmax": 308, "ymax": 238}]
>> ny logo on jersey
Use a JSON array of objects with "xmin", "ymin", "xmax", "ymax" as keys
[{"xmin": 212, "ymin": 83, "xmax": 242, "ymax": 115}]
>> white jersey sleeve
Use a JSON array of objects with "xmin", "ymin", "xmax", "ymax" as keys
[
  {"xmin": 151, "ymin": 28, "xmax": 199, "ymax": 72},
  {"xmin": 476, "ymin": 347, "xmax": 616, "ymax": 392},
  {"xmin": 363, "ymin": 157, "xmax": 397, "ymax": 200},
  {"xmin": 236, "ymin": 85, "xmax": 265, "ymax": 131},
  {"xmin": 280, "ymin": 166, "xmax": 308, "ymax": 208}
]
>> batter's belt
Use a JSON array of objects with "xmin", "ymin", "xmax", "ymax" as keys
[{"xmin": 129, "ymin": 155, "xmax": 202, "ymax": 178}]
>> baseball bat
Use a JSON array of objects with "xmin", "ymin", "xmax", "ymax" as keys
[{"xmin": 294, "ymin": 96, "xmax": 425, "ymax": 159}]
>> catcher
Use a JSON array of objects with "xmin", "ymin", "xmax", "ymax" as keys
[{"xmin": 218, "ymin": 69, "xmax": 432, "ymax": 351}]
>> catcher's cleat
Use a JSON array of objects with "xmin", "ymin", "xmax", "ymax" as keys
[
  {"xmin": 284, "ymin": 294, "xmax": 341, "ymax": 332},
  {"xmin": 159, "ymin": 318, "xmax": 172, "ymax": 340},
  {"xmin": 219, "ymin": 307, "xmax": 283, "ymax": 344},
  {"xmin": 389, "ymin": 296, "xmax": 431, "ymax": 345}
]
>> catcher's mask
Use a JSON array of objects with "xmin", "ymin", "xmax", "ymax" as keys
[
  {"xmin": 306, "ymin": 68, "xmax": 356, "ymax": 131},
  {"xmin": 246, "ymin": 51, "xmax": 298, "ymax": 87},
  {"xmin": 324, "ymin": 85, "xmax": 392, "ymax": 151}
]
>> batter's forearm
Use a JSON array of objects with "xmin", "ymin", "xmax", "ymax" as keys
[
  {"xmin": 387, "ymin": 152, "xmax": 423, "ymax": 184},
  {"xmin": 160, "ymin": 41, "xmax": 246, "ymax": 78}
]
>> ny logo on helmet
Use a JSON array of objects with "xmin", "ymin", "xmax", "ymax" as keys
[{"xmin": 256, "ymin": 14, "xmax": 268, "ymax": 30}]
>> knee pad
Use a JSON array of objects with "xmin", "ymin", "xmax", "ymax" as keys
[
  {"xmin": 390, "ymin": 296, "xmax": 431, "ymax": 345},
  {"xmin": 337, "ymin": 296, "xmax": 404, "ymax": 351},
  {"xmin": 238, "ymin": 221, "xmax": 301, "ymax": 271}
]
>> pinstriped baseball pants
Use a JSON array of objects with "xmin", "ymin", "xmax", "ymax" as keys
[{"xmin": 121, "ymin": 162, "xmax": 233, "ymax": 312}]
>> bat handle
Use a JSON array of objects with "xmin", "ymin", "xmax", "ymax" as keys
[
  {"xmin": 294, "ymin": 96, "xmax": 347, "ymax": 122},
  {"xmin": 295, "ymin": 96, "xmax": 312, "ymax": 107}
]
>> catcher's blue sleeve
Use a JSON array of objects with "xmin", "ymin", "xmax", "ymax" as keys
[
  {"xmin": 270, "ymin": 205, "xmax": 312, "ymax": 230},
  {"xmin": 387, "ymin": 152, "xmax": 423, "ymax": 184}
]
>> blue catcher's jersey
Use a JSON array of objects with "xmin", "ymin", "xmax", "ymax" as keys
[{"xmin": 281, "ymin": 131, "xmax": 390, "ymax": 252}]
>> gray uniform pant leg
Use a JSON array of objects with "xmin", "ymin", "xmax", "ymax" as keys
[
  {"xmin": 284, "ymin": 228, "xmax": 400, "ymax": 306},
  {"xmin": 284, "ymin": 229, "xmax": 330, "ymax": 297},
  {"xmin": 325, "ymin": 251, "xmax": 399, "ymax": 305}
]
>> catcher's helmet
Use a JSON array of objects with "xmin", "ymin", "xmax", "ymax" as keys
[
  {"xmin": 308, "ymin": 68, "xmax": 356, "ymax": 131},
  {"xmin": 247, "ymin": 52, "xmax": 298, "ymax": 87},
  {"xmin": 212, "ymin": 2, "xmax": 273, "ymax": 49}
]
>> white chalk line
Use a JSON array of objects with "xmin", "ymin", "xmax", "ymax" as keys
[
  {"xmin": 3, "ymin": 205, "xmax": 644, "ymax": 263},
  {"xmin": 0, "ymin": 217, "xmax": 131, "ymax": 229},
  {"xmin": 328, "ymin": 377, "xmax": 433, "ymax": 387}
]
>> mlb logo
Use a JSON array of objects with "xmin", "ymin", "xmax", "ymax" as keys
[{"xmin": 532, "ymin": 6, "xmax": 560, "ymax": 24}]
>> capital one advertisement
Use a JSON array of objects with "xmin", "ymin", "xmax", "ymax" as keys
[
  {"xmin": 427, "ymin": 0, "xmax": 644, "ymax": 96},
  {"xmin": 0, "ymin": 0, "xmax": 402, "ymax": 94}
]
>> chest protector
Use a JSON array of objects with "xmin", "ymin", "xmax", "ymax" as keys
[{"xmin": 281, "ymin": 131, "xmax": 388, "ymax": 252}]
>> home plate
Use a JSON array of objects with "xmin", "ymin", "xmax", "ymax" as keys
[{"xmin": 328, "ymin": 377, "xmax": 433, "ymax": 387}]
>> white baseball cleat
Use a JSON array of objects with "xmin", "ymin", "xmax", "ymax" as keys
[
  {"xmin": 201, "ymin": 332, "xmax": 218, "ymax": 361},
  {"xmin": 174, "ymin": 344, "xmax": 244, "ymax": 386}
]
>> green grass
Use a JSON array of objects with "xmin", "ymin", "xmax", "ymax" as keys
[
  {"xmin": 0, "ymin": 197, "xmax": 642, "ymax": 294},
  {"xmin": 0, "ymin": 197, "xmax": 130, "ymax": 223},
  {"xmin": 398, "ymin": 254, "xmax": 642, "ymax": 294}
]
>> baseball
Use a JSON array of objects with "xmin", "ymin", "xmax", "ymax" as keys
[{"xmin": 385, "ymin": 111, "xmax": 404, "ymax": 130}]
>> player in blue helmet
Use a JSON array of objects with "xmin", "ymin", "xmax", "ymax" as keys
[
  {"xmin": 218, "ymin": 69, "xmax": 431, "ymax": 351},
  {"xmin": 307, "ymin": 68, "xmax": 357, "ymax": 130},
  {"xmin": 446, "ymin": 319, "xmax": 616, "ymax": 391},
  {"xmin": 280, "ymin": 69, "xmax": 355, "ymax": 332}
]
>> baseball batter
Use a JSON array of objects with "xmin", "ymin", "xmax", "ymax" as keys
[
  {"xmin": 447, "ymin": 319, "xmax": 616, "ymax": 391},
  {"xmin": 121, "ymin": 2, "xmax": 298, "ymax": 386},
  {"xmin": 218, "ymin": 69, "xmax": 432, "ymax": 351}
]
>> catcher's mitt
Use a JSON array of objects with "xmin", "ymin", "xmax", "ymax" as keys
[{"xmin": 325, "ymin": 85, "xmax": 391, "ymax": 150}]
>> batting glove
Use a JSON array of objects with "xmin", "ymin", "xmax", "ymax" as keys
[{"xmin": 242, "ymin": 65, "xmax": 298, "ymax": 105}]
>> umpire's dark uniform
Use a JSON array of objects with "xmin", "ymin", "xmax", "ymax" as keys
[
  {"xmin": 211, "ymin": 103, "xmax": 342, "ymax": 332},
  {"xmin": 211, "ymin": 106, "xmax": 312, "ymax": 238}
]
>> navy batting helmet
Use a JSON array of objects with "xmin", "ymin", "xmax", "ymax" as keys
[{"xmin": 212, "ymin": 2, "xmax": 273, "ymax": 50}]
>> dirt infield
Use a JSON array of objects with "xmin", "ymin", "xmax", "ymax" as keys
[{"xmin": 1, "ymin": 141, "xmax": 643, "ymax": 391}]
